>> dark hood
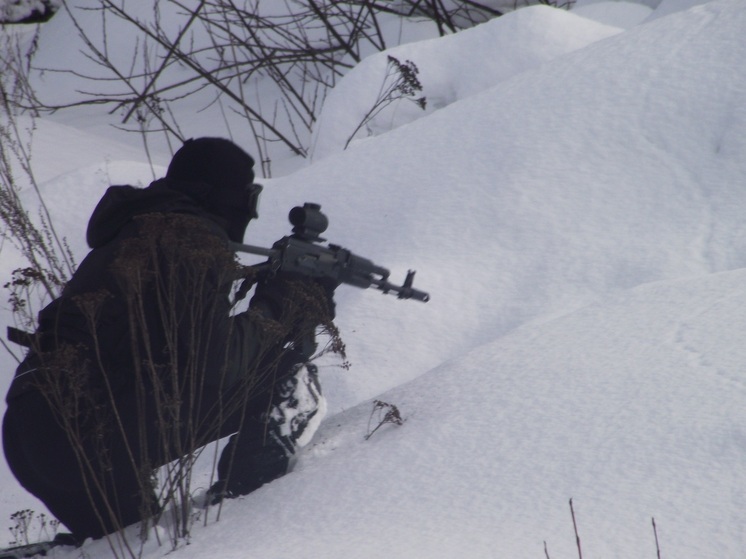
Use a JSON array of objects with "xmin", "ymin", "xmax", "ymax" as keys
[{"xmin": 86, "ymin": 179, "xmax": 216, "ymax": 249}]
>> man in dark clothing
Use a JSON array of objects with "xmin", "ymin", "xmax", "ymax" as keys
[{"xmin": 2, "ymin": 138, "xmax": 333, "ymax": 542}]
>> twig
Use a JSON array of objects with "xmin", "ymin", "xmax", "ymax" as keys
[
  {"xmin": 364, "ymin": 400, "xmax": 404, "ymax": 440},
  {"xmin": 569, "ymin": 498, "xmax": 582, "ymax": 559},
  {"xmin": 344, "ymin": 56, "xmax": 425, "ymax": 150},
  {"xmin": 652, "ymin": 517, "xmax": 661, "ymax": 559}
]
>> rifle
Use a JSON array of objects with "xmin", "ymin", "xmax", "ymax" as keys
[{"xmin": 230, "ymin": 203, "xmax": 430, "ymax": 303}]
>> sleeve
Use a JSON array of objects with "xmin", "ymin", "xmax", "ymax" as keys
[
  {"xmin": 122, "ymin": 214, "xmax": 281, "ymax": 394},
  {"xmin": 153, "ymin": 215, "xmax": 334, "ymax": 394},
  {"xmin": 176, "ymin": 254, "xmax": 282, "ymax": 392}
]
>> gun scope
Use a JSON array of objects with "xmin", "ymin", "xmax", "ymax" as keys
[{"xmin": 290, "ymin": 203, "xmax": 328, "ymax": 241}]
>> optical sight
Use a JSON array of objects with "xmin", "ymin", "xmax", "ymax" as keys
[{"xmin": 289, "ymin": 203, "xmax": 329, "ymax": 242}]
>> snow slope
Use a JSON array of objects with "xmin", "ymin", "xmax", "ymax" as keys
[
  {"xmin": 0, "ymin": 1, "xmax": 744, "ymax": 558},
  {"xmin": 309, "ymin": 6, "xmax": 624, "ymax": 161},
  {"xmin": 174, "ymin": 268, "xmax": 746, "ymax": 559},
  {"xmin": 281, "ymin": 0, "xmax": 746, "ymax": 407}
]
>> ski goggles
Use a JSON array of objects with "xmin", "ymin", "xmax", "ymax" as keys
[{"xmin": 246, "ymin": 182, "xmax": 263, "ymax": 219}]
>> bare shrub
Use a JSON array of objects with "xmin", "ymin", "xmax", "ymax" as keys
[
  {"xmin": 0, "ymin": 25, "xmax": 75, "ymax": 356},
  {"xmin": 364, "ymin": 399, "xmax": 404, "ymax": 440},
  {"xmin": 29, "ymin": 1, "xmax": 503, "ymax": 176},
  {"xmin": 344, "ymin": 55, "xmax": 426, "ymax": 150}
]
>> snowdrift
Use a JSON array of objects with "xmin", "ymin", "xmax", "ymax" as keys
[
  {"xmin": 261, "ymin": 1, "xmax": 746, "ymax": 410},
  {"xmin": 0, "ymin": 1, "xmax": 744, "ymax": 558}
]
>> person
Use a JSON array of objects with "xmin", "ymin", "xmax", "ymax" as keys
[{"xmin": 2, "ymin": 138, "xmax": 335, "ymax": 542}]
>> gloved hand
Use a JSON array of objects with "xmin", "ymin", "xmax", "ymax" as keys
[
  {"xmin": 312, "ymin": 276, "xmax": 338, "ymax": 320},
  {"xmin": 250, "ymin": 272, "xmax": 337, "ymax": 326}
]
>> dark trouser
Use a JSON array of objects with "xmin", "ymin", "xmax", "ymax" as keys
[{"xmin": 2, "ymin": 373, "xmax": 288, "ymax": 541}]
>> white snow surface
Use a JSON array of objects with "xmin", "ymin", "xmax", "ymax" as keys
[
  {"xmin": 1, "ymin": 1, "xmax": 745, "ymax": 558},
  {"xmin": 572, "ymin": 1, "xmax": 653, "ymax": 27}
]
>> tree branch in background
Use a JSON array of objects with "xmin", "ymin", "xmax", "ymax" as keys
[{"xmin": 28, "ymin": 1, "xmax": 503, "ymax": 176}]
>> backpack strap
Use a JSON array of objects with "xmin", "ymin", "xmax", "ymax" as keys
[{"xmin": 7, "ymin": 326, "xmax": 34, "ymax": 348}]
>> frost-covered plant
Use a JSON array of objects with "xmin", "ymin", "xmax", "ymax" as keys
[
  {"xmin": 344, "ymin": 55, "xmax": 427, "ymax": 150},
  {"xmin": 0, "ymin": 24, "xmax": 75, "ymax": 357},
  {"xmin": 364, "ymin": 399, "xmax": 404, "ymax": 440},
  {"xmin": 7, "ymin": 509, "xmax": 59, "ymax": 546}
]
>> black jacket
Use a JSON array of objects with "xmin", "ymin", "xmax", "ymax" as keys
[{"xmin": 7, "ymin": 179, "xmax": 270, "ymax": 401}]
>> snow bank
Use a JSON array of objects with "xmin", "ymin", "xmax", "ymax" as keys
[
  {"xmin": 183, "ymin": 266, "xmax": 746, "ymax": 559},
  {"xmin": 572, "ymin": 1, "xmax": 653, "ymax": 27},
  {"xmin": 1, "ymin": 2, "xmax": 744, "ymax": 558},
  {"xmin": 273, "ymin": 0, "xmax": 746, "ymax": 408},
  {"xmin": 311, "ymin": 6, "xmax": 623, "ymax": 161}
]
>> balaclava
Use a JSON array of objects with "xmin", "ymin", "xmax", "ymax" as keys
[{"xmin": 166, "ymin": 137, "xmax": 258, "ymax": 242}]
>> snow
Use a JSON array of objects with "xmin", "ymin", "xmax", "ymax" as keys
[
  {"xmin": 310, "ymin": 6, "xmax": 625, "ymax": 161},
  {"xmin": 572, "ymin": 1, "xmax": 653, "ymax": 27},
  {"xmin": 0, "ymin": 0, "xmax": 59, "ymax": 24},
  {"xmin": 1, "ymin": 0, "xmax": 745, "ymax": 558}
]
